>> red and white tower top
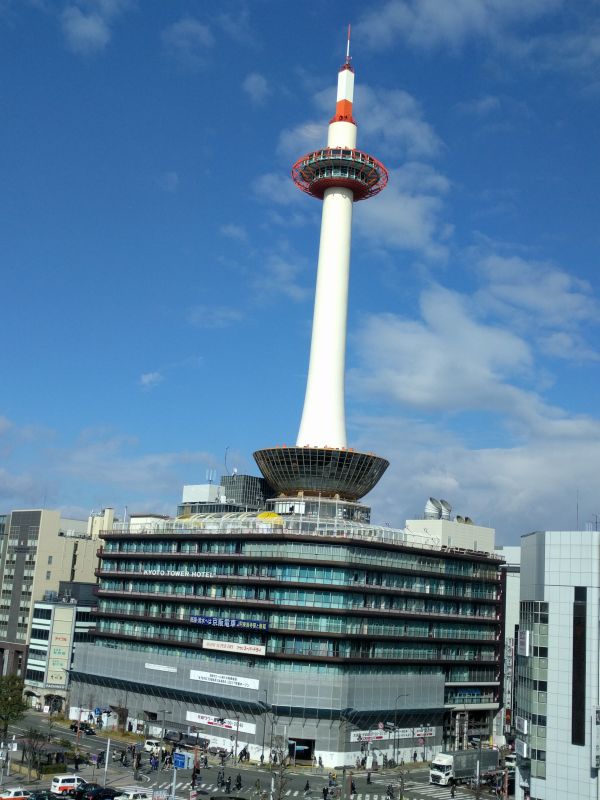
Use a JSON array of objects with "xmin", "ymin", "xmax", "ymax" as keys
[{"xmin": 292, "ymin": 27, "xmax": 387, "ymax": 202}]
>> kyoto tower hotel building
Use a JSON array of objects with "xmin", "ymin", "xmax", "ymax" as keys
[{"xmin": 72, "ymin": 38, "xmax": 503, "ymax": 765}]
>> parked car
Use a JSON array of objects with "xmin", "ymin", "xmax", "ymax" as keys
[
  {"xmin": 50, "ymin": 776, "xmax": 87, "ymax": 796},
  {"xmin": 69, "ymin": 722, "xmax": 95, "ymax": 736},
  {"xmin": 71, "ymin": 785, "xmax": 102, "ymax": 800},
  {"xmin": 143, "ymin": 739, "xmax": 161, "ymax": 753},
  {"xmin": 179, "ymin": 734, "xmax": 209, "ymax": 750},
  {"xmin": 79, "ymin": 790, "xmax": 119, "ymax": 800},
  {"xmin": 112, "ymin": 788, "xmax": 152, "ymax": 800},
  {"xmin": 28, "ymin": 792, "xmax": 56, "ymax": 800},
  {"xmin": 0, "ymin": 789, "xmax": 31, "ymax": 800}
]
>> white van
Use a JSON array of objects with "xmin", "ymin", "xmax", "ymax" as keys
[
  {"xmin": 50, "ymin": 776, "xmax": 86, "ymax": 795},
  {"xmin": 113, "ymin": 789, "xmax": 152, "ymax": 800},
  {"xmin": 143, "ymin": 739, "xmax": 161, "ymax": 753}
]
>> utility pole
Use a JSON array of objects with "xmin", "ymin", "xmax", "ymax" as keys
[
  {"xmin": 234, "ymin": 716, "xmax": 240, "ymax": 761},
  {"xmin": 261, "ymin": 690, "xmax": 268, "ymax": 763}
]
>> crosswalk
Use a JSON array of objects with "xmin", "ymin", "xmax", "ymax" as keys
[{"xmin": 151, "ymin": 784, "xmax": 473, "ymax": 800}]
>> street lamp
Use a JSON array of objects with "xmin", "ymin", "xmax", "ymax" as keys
[
  {"xmin": 261, "ymin": 690, "xmax": 269, "ymax": 763},
  {"xmin": 393, "ymin": 693, "xmax": 407, "ymax": 765},
  {"xmin": 157, "ymin": 709, "xmax": 171, "ymax": 766}
]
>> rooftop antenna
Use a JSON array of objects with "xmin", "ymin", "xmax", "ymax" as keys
[{"xmin": 345, "ymin": 23, "xmax": 351, "ymax": 66}]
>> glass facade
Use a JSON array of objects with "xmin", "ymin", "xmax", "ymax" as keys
[
  {"xmin": 515, "ymin": 601, "xmax": 549, "ymax": 781},
  {"xmin": 93, "ymin": 512, "xmax": 502, "ymax": 716}
]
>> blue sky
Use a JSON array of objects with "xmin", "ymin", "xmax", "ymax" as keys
[{"xmin": 2, "ymin": 0, "xmax": 600, "ymax": 543}]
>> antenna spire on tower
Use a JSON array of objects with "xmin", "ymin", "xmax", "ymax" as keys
[{"xmin": 346, "ymin": 24, "xmax": 351, "ymax": 65}]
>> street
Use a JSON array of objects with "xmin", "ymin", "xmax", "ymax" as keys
[{"xmin": 3, "ymin": 712, "xmax": 505, "ymax": 800}]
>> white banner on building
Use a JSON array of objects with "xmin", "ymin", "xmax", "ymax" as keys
[
  {"xmin": 185, "ymin": 711, "xmax": 256, "ymax": 735},
  {"xmin": 190, "ymin": 670, "xmax": 259, "ymax": 691},
  {"xmin": 350, "ymin": 726, "xmax": 434, "ymax": 743},
  {"xmin": 517, "ymin": 630, "xmax": 530, "ymax": 657},
  {"xmin": 202, "ymin": 640, "xmax": 266, "ymax": 656},
  {"xmin": 515, "ymin": 715, "xmax": 528, "ymax": 735},
  {"xmin": 145, "ymin": 663, "xmax": 178, "ymax": 673}
]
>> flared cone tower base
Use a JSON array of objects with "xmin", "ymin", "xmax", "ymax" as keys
[{"xmin": 253, "ymin": 446, "xmax": 389, "ymax": 502}]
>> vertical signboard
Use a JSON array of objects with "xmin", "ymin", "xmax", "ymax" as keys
[{"xmin": 44, "ymin": 606, "xmax": 75, "ymax": 688}]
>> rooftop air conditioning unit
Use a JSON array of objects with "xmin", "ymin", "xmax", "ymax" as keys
[
  {"xmin": 440, "ymin": 499, "xmax": 452, "ymax": 519},
  {"xmin": 424, "ymin": 497, "xmax": 442, "ymax": 519}
]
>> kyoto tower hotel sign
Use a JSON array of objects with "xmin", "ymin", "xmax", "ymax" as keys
[{"xmin": 255, "ymin": 32, "xmax": 389, "ymax": 503}]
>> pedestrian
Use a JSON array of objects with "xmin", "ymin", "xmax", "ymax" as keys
[
  {"xmin": 413, "ymin": 751, "xmax": 417, "ymax": 763},
  {"xmin": 235, "ymin": 773, "xmax": 242, "ymax": 790},
  {"xmin": 225, "ymin": 776, "xmax": 232, "ymax": 793},
  {"xmin": 322, "ymin": 788, "xmax": 328, "ymax": 800},
  {"xmin": 367, "ymin": 772, "xmax": 371, "ymax": 785},
  {"xmin": 304, "ymin": 781, "xmax": 310, "ymax": 794},
  {"xmin": 450, "ymin": 783, "xmax": 455, "ymax": 798},
  {"xmin": 318, "ymin": 756, "xmax": 323, "ymax": 769},
  {"xmin": 260, "ymin": 753, "xmax": 264, "ymax": 766},
  {"xmin": 350, "ymin": 781, "xmax": 356, "ymax": 797}
]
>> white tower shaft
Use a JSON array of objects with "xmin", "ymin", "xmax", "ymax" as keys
[{"xmin": 296, "ymin": 113, "xmax": 357, "ymax": 448}]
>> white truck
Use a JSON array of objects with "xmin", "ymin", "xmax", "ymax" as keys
[{"xmin": 429, "ymin": 749, "xmax": 499, "ymax": 786}]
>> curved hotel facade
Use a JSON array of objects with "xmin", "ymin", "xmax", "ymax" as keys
[{"xmin": 71, "ymin": 509, "xmax": 502, "ymax": 763}]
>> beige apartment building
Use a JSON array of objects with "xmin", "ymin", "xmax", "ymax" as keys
[{"xmin": 0, "ymin": 508, "xmax": 113, "ymax": 676}]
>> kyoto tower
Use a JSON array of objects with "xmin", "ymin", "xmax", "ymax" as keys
[{"xmin": 255, "ymin": 30, "xmax": 389, "ymax": 512}]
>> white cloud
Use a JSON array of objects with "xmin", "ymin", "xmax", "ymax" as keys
[
  {"xmin": 61, "ymin": 6, "xmax": 110, "ymax": 53},
  {"xmin": 61, "ymin": 0, "xmax": 131, "ymax": 54},
  {"xmin": 456, "ymin": 95, "xmax": 501, "ymax": 115},
  {"xmin": 162, "ymin": 16, "xmax": 214, "ymax": 68},
  {"xmin": 538, "ymin": 331, "xmax": 599, "ymax": 362},
  {"xmin": 139, "ymin": 371, "xmax": 163, "ymax": 390},
  {"xmin": 220, "ymin": 223, "xmax": 247, "ymax": 242},
  {"xmin": 242, "ymin": 72, "xmax": 270, "ymax": 106},
  {"xmin": 475, "ymin": 253, "xmax": 598, "ymax": 330},
  {"xmin": 186, "ymin": 305, "xmax": 243, "ymax": 328},
  {"xmin": 350, "ymin": 284, "xmax": 534, "ymax": 416},
  {"xmin": 355, "ymin": 163, "xmax": 452, "ymax": 260},
  {"xmin": 157, "ymin": 171, "xmax": 179, "ymax": 193},
  {"xmin": 251, "ymin": 253, "xmax": 309, "ymax": 303},
  {"xmin": 253, "ymin": 172, "xmax": 304, "ymax": 208},
  {"xmin": 277, "ymin": 122, "xmax": 325, "ymax": 160},
  {"xmin": 355, "ymin": 0, "xmax": 562, "ymax": 51},
  {"xmin": 359, "ymin": 413, "xmax": 600, "ymax": 541},
  {"xmin": 56, "ymin": 430, "xmax": 216, "ymax": 496}
]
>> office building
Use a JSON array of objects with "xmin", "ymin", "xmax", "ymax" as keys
[
  {"xmin": 514, "ymin": 531, "xmax": 599, "ymax": 799},
  {"xmin": 23, "ymin": 582, "xmax": 96, "ymax": 711},
  {"xmin": 0, "ymin": 508, "xmax": 112, "ymax": 676}
]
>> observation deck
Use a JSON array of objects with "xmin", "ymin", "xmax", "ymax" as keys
[
  {"xmin": 292, "ymin": 147, "xmax": 388, "ymax": 201},
  {"xmin": 254, "ymin": 445, "xmax": 389, "ymax": 501}
]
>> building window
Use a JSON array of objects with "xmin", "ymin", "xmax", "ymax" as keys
[
  {"xmin": 572, "ymin": 586, "xmax": 586, "ymax": 746},
  {"xmin": 46, "ymin": 571, "xmax": 51, "ymax": 580},
  {"xmin": 48, "ymin": 555, "xmax": 53, "ymax": 565}
]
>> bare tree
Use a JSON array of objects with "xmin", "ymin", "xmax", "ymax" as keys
[
  {"xmin": 22, "ymin": 728, "xmax": 47, "ymax": 781},
  {"xmin": 270, "ymin": 735, "xmax": 293, "ymax": 800}
]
